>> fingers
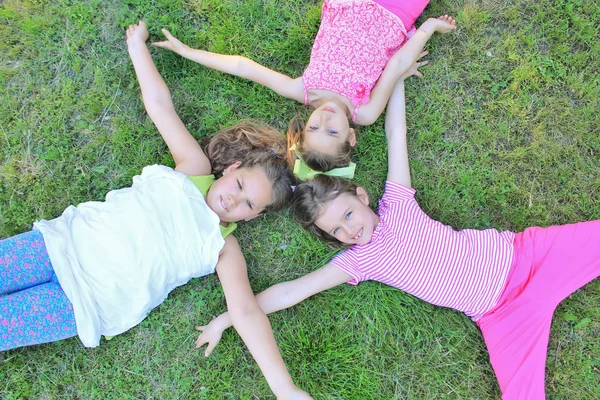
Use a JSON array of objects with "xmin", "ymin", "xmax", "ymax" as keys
[
  {"xmin": 151, "ymin": 41, "xmax": 169, "ymax": 48},
  {"xmin": 195, "ymin": 325, "xmax": 205, "ymax": 331},
  {"xmin": 194, "ymin": 333, "xmax": 217, "ymax": 357},
  {"xmin": 204, "ymin": 340, "xmax": 217, "ymax": 357},
  {"xmin": 417, "ymin": 60, "xmax": 429, "ymax": 67},
  {"xmin": 162, "ymin": 28, "xmax": 177, "ymax": 41},
  {"xmin": 195, "ymin": 333, "xmax": 207, "ymax": 349},
  {"xmin": 126, "ymin": 21, "xmax": 145, "ymax": 39},
  {"xmin": 418, "ymin": 50, "xmax": 429, "ymax": 59},
  {"xmin": 126, "ymin": 24, "xmax": 136, "ymax": 38}
]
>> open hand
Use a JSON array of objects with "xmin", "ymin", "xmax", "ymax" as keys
[
  {"xmin": 402, "ymin": 50, "xmax": 429, "ymax": 80},
  {"xmin": 194, "ymin": 319, "xmax": 225, "ymax": 357},
  {"xmin": 126, "ymin": 20, "xmax": 149, "ymax": 45},
  {"xmin": 152, "ymin": 29, "xmax": 189, "ymax": 54}
]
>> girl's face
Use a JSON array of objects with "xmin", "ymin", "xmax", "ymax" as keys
[
  {"xmin": 303, "ymin": 101, "xmax": 356, "ymax": 156},
  {"xmin": 206, "ymin": 163, "xmax": 273, "ymax": 223},
  {"xmin": 314, "ymin": 188, "xmax": 379, "ymax": 245}
]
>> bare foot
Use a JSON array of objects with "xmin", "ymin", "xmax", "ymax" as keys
[{"xmin": 435, "ymin": 14, "xmax": 457, "ymax": 33}]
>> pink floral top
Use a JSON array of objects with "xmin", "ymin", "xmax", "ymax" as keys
[{"xmin": 302, "ymin": 0, "xmax": 415, "ymax": 122}]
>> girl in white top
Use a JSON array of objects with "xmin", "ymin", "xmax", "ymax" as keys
[{"xmin": 0, "ymin": 21, "xmax": 310, "ymax": 400}]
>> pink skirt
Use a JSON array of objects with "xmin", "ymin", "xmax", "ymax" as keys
[{"xmin": 373, "ymin": 0, "xmax": 430, "ymax": 30}]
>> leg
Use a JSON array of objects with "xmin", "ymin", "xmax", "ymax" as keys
[
  {"xmin": 520, "ymin": 220, "xmax": 600, "ymax": 304},
  {"xmin": 373, "ymin": 0, "xmax": 431, "ymax": 30},
  {"xmin": 479, "ymin": 294, "xmax": 553, "ymax": 400},
  {"xmin": 478, "ymin": 219, "xmax": 600, "ymax": 399},
  {"xmin": 0, "ymin": 279, "xmax": 77, "ymax": 351},
  {"xmin": 0, "ymin": 230, "xmax": 54, "ymax": 295}
]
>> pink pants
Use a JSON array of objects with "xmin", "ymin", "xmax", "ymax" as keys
[
  {"xmin": 477, "ymin": 220, "xmax": 600, "ymax": 399},
  {"xmin": 373, "ymin": 0, "xmax": 430, "ymax": 30}
]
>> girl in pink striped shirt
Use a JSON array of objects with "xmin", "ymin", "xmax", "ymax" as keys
[{"xmin": 195, "ymin": 78, "xmax": 599, "ymax": 399}]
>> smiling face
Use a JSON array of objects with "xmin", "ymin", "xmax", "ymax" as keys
[
  {"xmin": 206, "ymin": 163, "xmax": 273, "ymax": 223},
  {"xmin": 314, "ymin": 188, "xmax": 380, "ymax": 245},
  {"xmin": 303, "ymin": 101, "xmax": 356, "ymax": 156}
]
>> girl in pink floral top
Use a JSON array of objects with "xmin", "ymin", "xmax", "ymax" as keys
[{"xmin": 153, "ymin": 0, "xmax": 456, "ymax": 174}]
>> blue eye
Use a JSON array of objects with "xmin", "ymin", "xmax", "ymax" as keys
[
  {"xmin": 329, "ymin": 129, "xmax": 337, "ymax": 135},
  {"xmin": 237, "ymin": 180, "xmax": 242, "ymax": 190},
  {"xmin": 247, "ymin": 201, "xmax": 253, "ymax": 209},
  {"xmin": 345, "ymin": 212, "xmax": 352, "ymax": 220},
  {"xmin": 333, "ymin": 227, "xmax": 340, "ymax": 235},
  {"xmin": 309, "ymin": 126, "xmax": 318, "ymax": 131}
]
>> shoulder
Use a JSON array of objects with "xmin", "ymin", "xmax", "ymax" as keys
[
  {"xmin": 380, "ymin": 180, "xmax": 416, "ymax": 205},
  {"xmin": 219, "ymin": 235, "xmax": 242, "ymax": 257},
  {"xmin": 187, "ymin": 174, "xmax": 216, "ymax": 197},
  {"xmin": 330, "ymin": 245, "xmax": 361, "ymax": 270},
  {"xmin": 329, "ymin": 244, "xmax": 372, "ymax": 285}
]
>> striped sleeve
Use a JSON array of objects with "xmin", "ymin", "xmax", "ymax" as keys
[
  {"xmin": 381, "ymin": 181, "xmax": 415, "ymax": 205},
  {"xmin": 330, "ymin": 247, "xmax": 366, "ymax": 285}
]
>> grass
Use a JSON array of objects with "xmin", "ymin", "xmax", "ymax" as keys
[{"xmin": 1, "ymin": 0, "xmax": 599, "ymax": 398}]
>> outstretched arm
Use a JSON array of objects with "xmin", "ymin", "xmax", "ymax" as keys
[
  {"xmin": 355, "ymin": 15, "xmax": 457, "ymax": 125},
  {"xmin": 196, "ymin": 262, "xmax": 350, "ymax": 356},
  {"xmin": 215, "ymin": 235, "xmax": 313, "ymax": 399},
  {"xmin": 152, "ymin": 29, "xmax": 305, "ymax": 103},
  {"xmin": 126, "ymin": 21, "xmax": 211, "ymax": 176},
  {"xmin": 385, "ymin": 79, "xmax": 411, "ymax": 187}
]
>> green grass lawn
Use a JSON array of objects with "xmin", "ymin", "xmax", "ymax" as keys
[{"xmin": 1, "ymin": 0, "xmax": 599, "ymax": 398}]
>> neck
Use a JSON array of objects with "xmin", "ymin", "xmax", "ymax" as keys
[{"xmin": 309, "ymin": 91, "xmax": 353, "ymax": 116}]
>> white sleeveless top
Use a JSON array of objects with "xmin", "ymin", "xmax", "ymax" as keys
[{"xmin": 34, "ymin": 165, "xmax": 225, "ymax": 347}]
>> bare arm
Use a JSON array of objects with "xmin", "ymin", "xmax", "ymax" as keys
[
  {"xmin": 355, "ymin": 15, "xmax": 456, "ymax": 126},
  {"xmin": 215, "ymin": 235, "xmax": 311, "ymax": 399},
  {"xmin": 126, "ymin": 22, "xmax": 211, "ymax": 176},
  {"xmin": 152, "ymin": 29, "xmax": 305, "ymax": 103},
  {"xmin": 196, "ymin": 263, "xmax": 350, "ymax": 356},
  {"xmin": 385, "ymin": 80, "xmax": 411, "ymax": 187}
]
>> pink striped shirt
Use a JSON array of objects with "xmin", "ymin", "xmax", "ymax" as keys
[{"xmin": 330, "ymin": 181, "xmax": 515, "ymax": 321}]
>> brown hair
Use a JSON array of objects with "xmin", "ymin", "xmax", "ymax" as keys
[
  {"xmin": 286, "ymin": 114, "xmax": 353, "ymax": 172},
  {"xmin": 203, "ymin": 120, "xmax": 293, "ymax": 212},
  {"xmin": 291, "ymin": 175, "xmax": 359, "ymax": 248}
]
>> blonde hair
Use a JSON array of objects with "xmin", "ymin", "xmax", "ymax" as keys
[
  {"xmin": 286, "ymin": 114, "xmax": 353, "ymax": 172},
  {"xmin": 203, "ymin": 120, "xmax": 293, "ymax": 212}
]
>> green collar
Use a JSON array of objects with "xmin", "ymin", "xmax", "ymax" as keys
[{"xmin": 290, "ymin": 145, "xmax": 356, "ymax": 181}]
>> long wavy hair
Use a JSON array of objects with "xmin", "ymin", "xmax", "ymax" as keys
[
  {"xmin": 291, "ymin": 175, "xmax": 359, "ymax": 248},
  {"xmin": 203, "ymin": 120, "xmax": 293, "ymax": 212}
]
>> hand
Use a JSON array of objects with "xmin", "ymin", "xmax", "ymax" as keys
[
  {"xmin": 126, "ymin": 20, "xmax": 149, "ymax": 46},
  {"xmin": 152, "ymin": 29, "xmax": 190, "ymax": 54},
  {"xmin": 401, "ymin": 50, "xmax": 429, "ymax": 80},
  {"xmin": 194, "ymin": 318, "xmax": 225, "ymax": 357}
]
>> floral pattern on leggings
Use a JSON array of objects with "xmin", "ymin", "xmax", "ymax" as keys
[{"xmin": 0, "ymin": 230, "xmax": 77, "ymax": 351}]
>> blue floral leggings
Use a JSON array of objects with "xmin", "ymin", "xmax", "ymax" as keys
[{"xmin": 0, "ymin": 230, "xmax": 77, "ymax": 351}]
